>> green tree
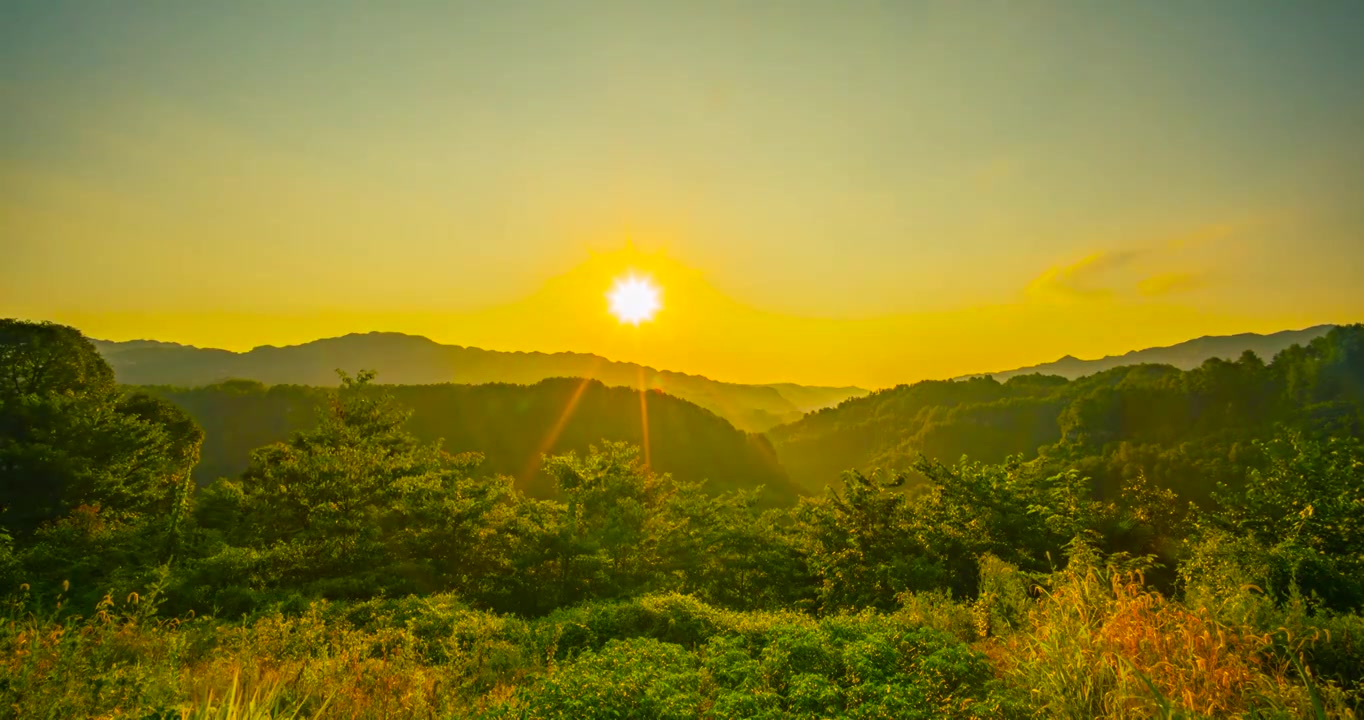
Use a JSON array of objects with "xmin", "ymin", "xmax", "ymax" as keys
[
  {"xmin": 1206, "ymin": 431, "xmax": 1364, "ymax": 610},
  {"xmin": 542, "ymin": 442, "xmax": 688, "ymax": 602},
  {"xmin": 190, "ymin": 370, "xmax": 528, "ymax": 607},
  {"xmin": 0, "ymin": 320, "xmax": 203, "ymax": 601},
  {"xmin": 792, "ymin": 469, "xmax": 949, "ymax": 611},
  {"xmin": 0, "ymin": 319, "xmax": 114, "ymax": 401},
  {"xmin": 0, "ymin": 320, "xmax": 203, "ymax": 538}
]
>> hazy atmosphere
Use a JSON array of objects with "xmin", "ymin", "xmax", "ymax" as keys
[
  {"xmin": 4, "ymin": 3, "xmax": 1364, "ymax": 718},
  {"xmin": 4, "ymin": 1, "xmax": 1363, "ymax": 386}
]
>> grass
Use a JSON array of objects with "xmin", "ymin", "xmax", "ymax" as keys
[
  {"xmin": 2, "ymin": 577, "xmax": 1359, "ymax": 719},
  {"xmin": 974, "ymin": 554, "xmax": 1360, "ymax": 719},
  {"xmin": 182, "ymin": 670, "xmax": 323, "ymax": 720}
]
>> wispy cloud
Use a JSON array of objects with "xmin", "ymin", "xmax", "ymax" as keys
[
  {"xmin": 1137, "ymin": 271, "xmax": 1207, "ymax": 296},
  {"xmin": 1025, "ymin": 250, "xmax": 1143, "ymax": 301},
  {"xmin": 1025, "ymin": 219, "xmax": 1252, "ymax": 303}
]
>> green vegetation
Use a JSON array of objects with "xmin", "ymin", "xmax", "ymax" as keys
[
  {"xmin": 771, "ymin": 326, "xmax": 1363, "ymax": 503},
  {"xmin": 138, "ymin": 378, "xmax": 797, "ymax": 502},
  {"xmin": 3, "ymin": 318, "xmax": 1364, "ymax": 718}
]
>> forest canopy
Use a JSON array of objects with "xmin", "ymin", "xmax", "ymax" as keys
[{"xmin": 770, "ymin": 325, "xmax": 1364, "ymax": 502}]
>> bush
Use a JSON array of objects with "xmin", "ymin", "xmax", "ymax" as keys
[
  {"xmin": 702, "ymin": 617, "xmax": 1024, "ymax": 720},
  {"xmin": 487, "ymin": 611, "xmax": 1025, "ymax": 720},
  {"xmin": 541, "ymin": 592, "xmax": 725, "ymax": 658},
  {"xmin": 487, "ymin": 638, "xmax": 703, "ymax": 720}
]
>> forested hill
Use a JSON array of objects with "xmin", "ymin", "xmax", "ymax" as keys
[
  {"xmin": 957, "ymin": 325, "xmax": 1335, "ymax": 381},
  {"xmin": 142, "ymin": 377, "xmax": 800, "ymax": 503},
  {"xmin": 769, "ymin": 324, "xmax": 1364, "ymax": 498},
  {"xmin": 94, "ymin": 333, "xmax": 866, "ymax": 432}
]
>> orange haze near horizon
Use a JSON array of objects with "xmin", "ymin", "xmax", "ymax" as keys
[
  {"xmin": 3, "ymin": 3, "xmax": 1362, "ymax": 387},
  {"xmin": 24, "ymin": 246, "xmax": 1351, "ymax": 389}
]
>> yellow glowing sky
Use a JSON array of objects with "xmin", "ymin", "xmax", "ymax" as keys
[{"xmin": 3, "ymin": 2, "xmax": 1362, "ymax": 388}]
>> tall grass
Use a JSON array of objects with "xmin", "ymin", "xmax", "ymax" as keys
[
  {"xmin": 182, "ymin": 670, "xmax": 320, "ymax": 720},
  {"xmin": 1, "ymin": 588, "xmax": 519, "ymax": 718},
  {"xmin": 3, "ymin": 579, "xmax": 1358, "ymax": 718},
  {"xmin": 981, "ymin": 547, "xmax": 1358, "ymax": 719}
]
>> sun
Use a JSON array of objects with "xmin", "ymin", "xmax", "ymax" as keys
[{"xmin": 607, "ymin": 274, "xmax": 662, "ymax": 325}]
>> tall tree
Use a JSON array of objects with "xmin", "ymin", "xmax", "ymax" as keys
[
  {"xmin": 197, "ymin": 371, "xmax": 526, "ymax": 603},
  {"xmin": 0, "ymin": 319, "xmax": 202, "ymax": 537}
]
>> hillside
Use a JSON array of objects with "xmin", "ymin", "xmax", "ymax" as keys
[
  {"xmin": 769, "ymin": 324, "xmax": 1364, "ymax": 496},
  {"xmin": 957, "ymin": 325, "xmax": 1336, "ymax": 381},
  {"xmin": 94, "ymin": 333, "xmax": 866, "ymax": 432},
  {"xmin": 143, "ymin": 377, "xmax": 800, "ymax": 503}
]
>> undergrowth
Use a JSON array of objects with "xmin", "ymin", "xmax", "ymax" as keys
[{"xmin": 4, "ymin": 561, "xmax": 1360, "ymax": 719}]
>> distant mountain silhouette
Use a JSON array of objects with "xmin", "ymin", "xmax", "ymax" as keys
[
  {"xmin": 955, "ymin": 325, "xmax": 1337, "ymax": 382},
  {"xmin": 93, "ymin": 332, "xmax": 867, "ymax": 432}
]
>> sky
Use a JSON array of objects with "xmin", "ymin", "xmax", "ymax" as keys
[{"xmin": 2, "ymin": 1, "xmax": 1362, "ymax": 388}]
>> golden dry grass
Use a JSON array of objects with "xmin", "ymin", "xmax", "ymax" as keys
[{"xmin": 986, "ymin": 564, "xmax": 1354, "ymax": 719}]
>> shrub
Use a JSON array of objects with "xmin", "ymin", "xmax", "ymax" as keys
[{"xmin": 485, "ymin": 638, "xmax": 703, "ymax": 720}]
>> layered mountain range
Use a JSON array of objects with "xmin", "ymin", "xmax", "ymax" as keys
[
  {"xmin": 95, "ymin": 324, "xmax": 1357, "ymax": 501},
  {"xmin": 93, "ymin": 332, "xmax": 866, "ymax": 432}
]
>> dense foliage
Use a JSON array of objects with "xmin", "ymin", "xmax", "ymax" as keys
[
  {"xmin": 3, "ymin": 319, "xmax": 1364, "ymax": 718},
  {"xmin": 771, "ymin": 326, "xmax": 1364, "ymax": 503}
]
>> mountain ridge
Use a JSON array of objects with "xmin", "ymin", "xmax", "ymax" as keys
[
  {"xmin": 953, "ymin": 325, "xmax": 1337, "ymax": 382},
  {"xmin": 92, "ymin": 332, "xmax": 867, "ymax": 432}
]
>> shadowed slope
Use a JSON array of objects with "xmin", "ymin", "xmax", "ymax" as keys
[
  {"xmin": 143, "ymin": 377, "xmax": 799, "ymax": 503},
  {"xmin": 95, "ymin": 333, "xmax": 867, "ymax": 432}
]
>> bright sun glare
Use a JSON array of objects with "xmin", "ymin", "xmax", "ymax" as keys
[{"xmin": 607, "ymin": 275, "xmax": 662, "ymax": 325}]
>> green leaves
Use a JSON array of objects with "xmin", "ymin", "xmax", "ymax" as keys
[
  {"xmin": 1200, "ymin": 432, "xmax": 1364, "ymax": 611},
  {"xmin": 486, "ymin": 607, "xmax": 1018, "ymax": 720},
  {"xmin": 0, "ymin": 321, "xmax": 205, "ymax": 603},
  {"xmin": 187, "ymin": 371, "xmax": 521, "ymax": 606},
  {"xmin": 0, "ymin": 319, "xmax": 114, "ymax": 403}
]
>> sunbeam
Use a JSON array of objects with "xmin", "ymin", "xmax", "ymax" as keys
[
  {"xmin": 520, "ymin": 361, "xmax": 601, "ymax": 485},
  {"xmin": 637, "ymin": 364, "xmax": 652, "ymax": 469}
]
